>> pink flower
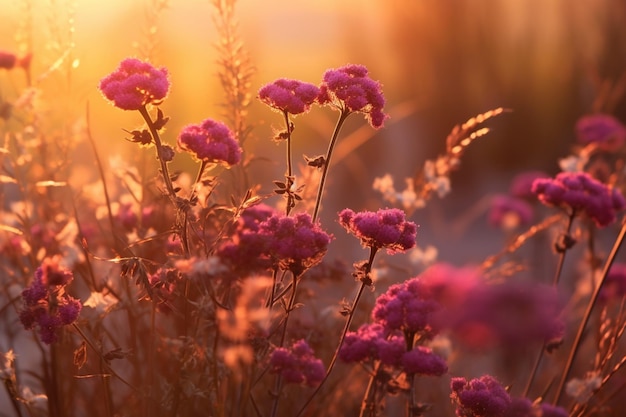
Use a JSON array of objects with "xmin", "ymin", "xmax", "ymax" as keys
[
  {"xmin": 575, "ymin": 114, "xmax": 626, "ymax": 150},
  {"xmin": 532, "ymin": 172, "xmax": 626, "ymax": 227},
  {"xmin": 451, "ymin": 375, "xmax": 511, "ymax": 417},
  {"xmin": 488, "ymin": 194, "xmax": 533, "ymax": 230},
  {"xmin": 339, "ymin": 208, "xmax": 417, "ymax": 254},
  {"xmin": 258, "ymin": 78, "xmax": 320, "ymax": 115},
  {"xmin": 372, "ymin": 277, "xmax": 440, "ymax": 335},
  {"xmin": 99, "ymin": 58, "xmax": 170, "ymax": 111},
  {"xmin": 259, "ymin": 212, "xmax": 331, "ymax": 275},
  {"xmin": 509, "ymin": 170, "xmax": 549, "ymax": 199},
  {"xmin": 400, "ymin": 346, "xmax": 447, "ymax": 376},
  {"xmin": 269, "ymin": 339, "xmax": 325, "ymax": 386},
  {"xmin": 317, "ymin": 64, "xmax": 388, "ymax": 128},
  {"xmin": 19, "ymin": 260, "xmax": 82, "ymax": 344},
  {"xmin": 177, "ymin": 118, "xmax": 242, "ymax": 166},
  {"xmin": 599, "ymin": 262, "xmax": 626, "ymax": 303},
  {"xmin": 0, "ymin": 51, "xmax": 17, "ymax": 69}
]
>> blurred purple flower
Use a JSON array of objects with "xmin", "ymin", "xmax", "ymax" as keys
[
  {"xmin": 177, "ymin": 118, "xmax": 242, "ymax": 166},
  {"xmin": 488, "ymin": 194, "xmax": 534, "ymax": 230},
  {"xmin": 450, "ymin": 375, "xmax": 511, "ymax": 417},
  {"xmin": 0, "ymin": 51, "xmax": 17, "ymax": 69},
  {"xmin": 532, "ymin": 171, "xmax": 626, "ymax": 227},
  {"xmin": 339, "ymin": 208, "xmax": 417, "ymax": 254},
  {"xmin": 599, "ymin": 262, "xmax": 626, "ymax": 304},
  {"xmin": 269, "ymin": 339, "xmax": 325, "ymax": 386},
  {"xmin": 509, "ymin": 170, "xmax": 549, "ymax": 199},
  {"xmin": 318, "ymin": 64, "xmax": 388, "ymax": 128},
  {"xmin": 99, "ymin": 58, "xmax": 169, "ymax": 111},
  {"xmin": 576, "ymin": 113, "xmax": 626, "ymax": 150},
  {"xmin": 258, "ymin": 78, "xmax": 320, "ymax": 115}
]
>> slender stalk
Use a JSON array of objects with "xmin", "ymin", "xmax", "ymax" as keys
[
  {"xmin": 359, "ymin": 362, "xmax": 382, "ymax": 417},
  {"xmin": 553, "ymin": 216, "xmax": 626, "ymax": 405},
  {"xmin": 282, "ymin": 110, "xmax": 295, "ymax": 216},
  {"xmin": 296, "ymin": 247, "xmax": 378, "ymax": 416},
  {"xmin": 312, "ymin": 110, "xmax": 350, "ymax": 222},
  {"xmin": 137, "ymin": 105, "xmax": 178, "ymax": 201}
]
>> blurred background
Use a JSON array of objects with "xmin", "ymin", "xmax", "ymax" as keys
[{"xmin": 1, "ymin": 0, "xmax": 626, "ymax": 262}]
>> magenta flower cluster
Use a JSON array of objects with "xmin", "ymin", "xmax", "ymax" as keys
[
  {"xmin": 339, "ymin": 208, "xmax": 417, "ymax": 254},
  {"xmin": 318, "ymin": 64, "xmax": 388, "ymax": 128},
  {"xmin": 372, "ymin": 277, "xmax": 440, "ymax": 335},
  {"xmin": 258, "ymin": 212, "xmax": 331, "ymax": 275},
  {"xmin": 575, "ymin": 113, "xmax": 626, "ymax": 150},
  {"xmin": 269, "ymin": 339, "xmax": 325, "ymax": 386},
  {"xmin": 18, "ymin": 258, "xmax": 82, "ymax": 344},
  {"xmin": 258, "ymin": 78, "xmax": 320, "ymax": 115},
  {"xmin": 487, "ymin": 194, "xmax": 533, "ymax": 230},
  {"xmin": 177, "ymin": 118, "xmax": 242, "ymax": 166},
  {"xmin": 450, "ymin": 375, "xmax": 568, "ymax": 417},
  {"xmin": 217, "ymin": 204, "xmax": 277, "ymax": 277},
  {"xmin": 509, "ymin": 170, "xmax": 549, "ymax": 199},
  {"xmin": 99, "ymin": 58, "xmax": 170, "ymax": 111},
  {"xmin": 258, "ymin": 64, "xmax": 388, "ymax": 128},
  {"xmin": 340, "ymin": 276, "xmax": 447, "ymax": 377},
  {"xmin": 532, "ymin": 171, "xmax": 626, "ymax": 227}
]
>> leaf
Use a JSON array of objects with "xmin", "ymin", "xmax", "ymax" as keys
[{"xmin": 73, "ymin": 341, "xmax": 87, "ymax": 370}]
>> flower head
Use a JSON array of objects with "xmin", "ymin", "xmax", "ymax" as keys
[
  {"xmin": 269, "ymin": 339, "xmax": 325, "ymax": 386},
  {"xmin": 99, "ymin": 58, "xmax": 170, "ymax": 111},
  {"xmin": 177, "ymin": 118, "xmax": 242, "ymax": 166},
  {"xmin": 372, "ymin": 277, "xmax": 440, "ymax": 335},
  {"xmin": 509, "ymin": 170, "xmax": 549, "ymax": 199},
  {"xmin": 488, "ymin": 194, "xmax": 534, "ymax": 230},
  {"xmin": 339, "ymin": 208, "xmax": 417, "ymax": 254},
  {"xmin": 532, "ymin": 171, "xmax": 626, "ymax": 227},
  {"xmin": 317, "ymin": 64, "xmax": 388, "ymax": 128},
  {"xmin": 576, "ymin": 113, "xmax": 626, "ymax": 150},
  {"xmin": 599, "ymin": 263, "xmax": 626, "ymax": 304},
  {"xmin": 259, "ymin": 212, "xmax": 331, "ymax": 275},
  {"xmin": 0, "ymin": 51, "xmax": 17, "ymax": 69},
  {"xmin": 450, "ymin": 375, "xmax": 511, "ymax": 417},
  {"xmin": 258, "ymin": 78, "xmax": 320, "ymax": 115}
]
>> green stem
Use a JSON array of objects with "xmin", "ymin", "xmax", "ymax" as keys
[
  {"xmin": 553, "ymin": 216, "xmax": 626, "ymax": 405},
  {"xmin": 312, "ymin": 110, "xmax": 350, "ymax": 222}
]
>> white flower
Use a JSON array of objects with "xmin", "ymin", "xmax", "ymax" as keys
[{"xmin": 565, "ymin": 372, "xmax": 602, "ymax": 403}]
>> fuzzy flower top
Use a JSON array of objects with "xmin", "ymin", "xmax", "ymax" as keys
[
  {"xmin": 317, "ymin": 64, "xmax": 388, "ymax": 128},
  {"xmin": 575, "ymin": 113, "xmax": 626, "ymax": 149},
  {"xmin": 339, "ymin": 208, "xmax": 417, "ymax": 254},
  {"xmin": 258, "ymin": 78, "xmax": 320, "ymax": 115},
  {"xmin": 99, "ymin": 58, "xmax": 170, "ymax": 111},
  {"xmin": 532, "ymin": 171, "xmax": 626, "ymax": 227},
  {"xmin": 177, "ymin": 118, "xmax": 242, "ymax": 166},
  {"xmin": 269, "ymin": 339, "xmax": 325, "ymax": 386},
  {"xmin": 259, "ymin": 212, "xmax": 331, "ymax": 275}
]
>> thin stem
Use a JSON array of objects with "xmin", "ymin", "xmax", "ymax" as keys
[
  {"xmin": 282, "ymin": 110, "xmax": 295, "ymax": 216},
  {"xmin": 360, "ymin": 362, "xmax": 382, "ymax": 417},
  {"xmin": 312, "ymin": 110, "xmax": 350, "ymax": 222},
  {"xmin": 296, "ymin": 246, "xmax": 378, "ymax": 416},
  {"xmin": 553, "ymin": 216, "xmax": 626, "ymax": 405},
  {"xmin": 137, "ymin": 105, "xmax": 178, "ymax": 201}
]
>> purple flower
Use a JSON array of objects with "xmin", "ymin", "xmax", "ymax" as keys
[
  {"xmin": 177, "ymin": 118, "xmax": 242, "ymax": 166},
  {"xmin": 339, "ymin": 323, "xmax": 386, "ymax": 363},
  {"xmin": 509, "ymin": 170, "xmax": 549, "ymax": 199},
  {"xmin": 532, "ymin": 171, "xmax": 626, "ymax": 227},
  {"xmin": 259, "ymin": 212, "xmax": 331, "ymax": 275},
  {"xmin": 317, "ymin": 64, "xmax": 388, "ymax": 128},
  {"xmin": 400, "ymin": 346, "xmax": 447, "ymax": 376},
  {"xmin": 339, "ymin": 208, "xmax": 417, "ymax": 254},
  {"xmin": 372, "ymin": 277, "xmax": 440, "ymax": 335},
  {"xmin": 0, "ymin": 51, "xmax": 17, "ymax": 69},
  {"xmin": 450, "ymin": 375, "xmax": 511, "ymax": 417},
  {"xmin": 488, "ymin": 194, "xmax": 534, "ymax": 230},
  {"xmin": 258, "ymin": 78, "xmax": 320, "ymax": 115},
  {"xmin": 269, "ymin": 339, "xmax": 325, "ymax": 386},
  {"xmin": 19, "ymin": 259, "xmax": 82, "ymax": 344},
  {"xmin": 217, "ymin": 204, "xmax": 277, "ymax": 277},
  {"xmin": 576, "ymin": 113, "xmax": 626, "ymax": 150},
  {"xmin": 599, "ymin": 262, "xmax": 626, "ymax": 303},
  {"xmin": 99, "ymin": 58, "xmax": 170, "ymax": 111}
]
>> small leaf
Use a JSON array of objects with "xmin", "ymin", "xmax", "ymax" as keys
[
  {"xmin": 273, "ymin": 181, "xmax": 287, "ymax": 189},
  {"xmin": 73, "ymin": 341, "xmax": 87, "ymax": 370}
]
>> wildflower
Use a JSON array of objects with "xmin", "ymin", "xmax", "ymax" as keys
[
  {"xmin": 99, "ymin": 57, "xmax": 170, "ymax": 111},
  {"xmin": 400, "ymin": 346, "xmax": 447, "ymax": 376},
  {"xmin": 575, "ymin": 113, "xmax": 626, "ymax": 150},
  {"xmin": 317, "ymin": 64, "xmax": 388, "ymax": 128},
  {"xmin": 269, "ymin": 339, "xmax": 325, "ymax": 386},
  {"xmin": 487, "ymin": 194, "xmax": 533, "ymax": 230},
  {"xmin": 532, "ymin": 171, "xmax": 626, "ymax": 227},
  {"xmin": 259, "ymin": 212, "xmax": 331, "ymax": 275},
  {"xmin": 339, "ymin": 208, "xmax": 417, "ymax": 254},
  {"xmin": 177, "ymin": 118, "xmax": 242, "ymax": 166},
  {"xmin": 258, "ymin": 78, "xmax": 320, "ymax": 115},
  {"xmin": 450, "ymin": 375, "xmax": 511, "ymax": 417},
  {"xmin": 509, "ymin": 170, "xmax": 549, "ymax": 199},
  {"xmin": 19, "ymin": 258, "xmax": 82, "ymax": 344},
  {"xmin": 599, "ymin": 263, "xmax": 626, "ymax": 303},
  {"xmin": 372, "ymin": 277, "xmax": 440, "ymax": 336},
  {"xmin": 0, "ymin": 51, "xmax": 17, "ymax": 69}
]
